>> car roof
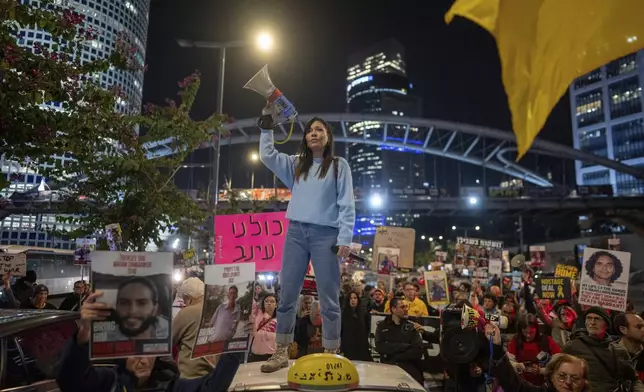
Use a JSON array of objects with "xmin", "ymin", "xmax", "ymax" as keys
[
  {"xmin": 0, "ymin": 309, "xmax": 79, "ymax": 338},
  {"xmin": 228, "ymin": 360, "xmax": 425, "ymax": 392}
]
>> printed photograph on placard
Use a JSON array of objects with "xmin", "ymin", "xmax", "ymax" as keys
[
  {"xmin": 578, "ymin": 247, "xmax": 631, "ymax": 312},
  {"xmin": 74, "ymin": 238, "xmax": 96, "ymax": 265},
  {"xmin": 529, "ymin": 245, "xmax": 546, "ymax": 268},
  {"xmin": 90, "ymin": 251, "xmax": 173, "ymax": 360},
  {"xmin": 376, "ymin": 247, "xmax": 399, "ymax": 275},
  {"xmin": 424, "ymin": 270, "xmax": 449, "ymax": 306},
  {"xmin": 192, "ymin": 263, "xmax": 255, "ymax": 358}
]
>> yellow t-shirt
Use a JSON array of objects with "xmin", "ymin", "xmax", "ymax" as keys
[{"xmin": 384, "ymin": 297, "xmax": 429, "ymax": 316}]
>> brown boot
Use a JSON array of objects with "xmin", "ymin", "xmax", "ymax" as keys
[{"xmin": 260, "ymin": 344, "xmax": 289, "ymax": 373}]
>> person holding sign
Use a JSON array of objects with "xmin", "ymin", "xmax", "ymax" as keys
[
  {"xmin": 56, "ymin": 292, "xmax": 241, "ymax": 392},
  {"xmin": 258, "ymin": 104, "xmax": 355, "ymax": 373},
  {"xmin": 584, "ymin": 250, "xmax": 624, "ymax": 286}
]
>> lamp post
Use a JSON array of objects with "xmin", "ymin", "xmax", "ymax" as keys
[
  {"xmin": 451, "ymin": 225, "xmax": 480, "ymax": 237},
  {"xmin": 176, "ymin": 32, "xmax": 274, "ymax": 210},
  {"xmin": 250, "ymin": 152, "xmax": 259, "ymax": 189}
]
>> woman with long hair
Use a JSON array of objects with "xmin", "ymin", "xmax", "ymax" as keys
[
  {"xmin": 257, "ymin": 106, "xmax": 356, "ymax": 373},
  {"xmin": 508, "ymin": 313, "xmax": 562, "ymax": 386},
  {"xmin": 249, "ymin": 293, "xmax": 278, "ymax": 363},
  {"xmin": 295, "ymin": 300, "xmax": 325, "ymax": 358},
  {"xmin": 340, "ymin": 291, "xmax": 372, "ymax": 361}
]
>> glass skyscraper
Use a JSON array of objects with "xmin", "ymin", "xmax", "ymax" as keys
[
  {"xmin": 346, "ymin": 39, "xmax": 425, "ymax": 238},
  {"xmin": 570, "ymin": 50, "xmax": 644, "ymax": 195},
  {"xmin": 0, "ymin": 0, "xmax": 150, "ymax": 248}
]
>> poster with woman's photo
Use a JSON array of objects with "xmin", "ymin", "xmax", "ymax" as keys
[
  {"xmin": 529, "ymin": 245, "xmax": 546, "ymax": 268},
  {"xmin": 376, "ymin": 247, "xmax": 400, "ymax": 275},
  {"xmin": 192, "ymin": 263, "xmax": 255, "ymax": 358},
  {"xmin": 424, "ymin": 270, "xmax": 449, "ymax": 306},
  {"xmin": 578, "ymin": 247, "xmax": 631, "ymax": 312},
  {"xmin": 90, "ymin": 251, "xmax": 173, "ymax": 360}
]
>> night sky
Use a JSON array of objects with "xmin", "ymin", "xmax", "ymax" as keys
[{"xmin": 141, "ymin": 1, "xmax": 575, "ymax": 243}]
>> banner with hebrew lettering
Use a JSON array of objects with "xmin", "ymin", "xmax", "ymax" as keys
[{"xmin": 214, "ymin": 212, "xmax": 287, "ymax": 272}]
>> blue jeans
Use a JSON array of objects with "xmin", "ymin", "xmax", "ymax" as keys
[{"xmin": 276, "ymin": 221, "xmax": 341, "ymax": 350}]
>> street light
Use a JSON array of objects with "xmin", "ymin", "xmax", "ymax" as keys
[
  {"xmin": 249, "ymin": 152, "xmax": 259, "ymax": 189},
  {"xmin": 421, "ymin": 235, "xmax": 426, "ymax": 240},
  {"xmin": 369, "ymin": 193, "xmax": 384, "ymax": 209},
  {"xmin": 452, "ymin": 226, "xmax": 456, "ymax": 230},
  {"xmin": 475, "ymin": 225, "xmax": 480, "ymax": 231},
  {"xmin": 177, "ymin": 32, "xmax": 274, "ymax": 208},
  {"xmin": 256, "ymin": 32, "xmax": 274, "ymax": 52},
  {"xmin": 429, "ymin": 237, "xmax": 433, "ymax": 242},
  {"xmin": 438, "ymin": 236, "xmax": 443, "ymax": 240}
]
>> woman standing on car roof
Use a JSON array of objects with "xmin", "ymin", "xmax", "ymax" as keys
[{"xmin": 256, "ymin": 102, "xmax": 356, "ymax": 373}]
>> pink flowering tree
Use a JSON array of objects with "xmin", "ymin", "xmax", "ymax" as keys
[{"xmin": 0, "ymin": 0, "xmax": 226, "ymax": 250}]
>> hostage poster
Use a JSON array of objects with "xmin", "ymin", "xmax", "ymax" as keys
[
  {"xmin": 454, "ymin": 237, "xmax": 503, "ymax": 283},
  {"xmin": 90, "ymin": 251, "xmax": 174, "ymax": 359},
  {"xmin": 578, "ymin": 247, "xmax": 631, "ymax": 312},
  {"xmin": 192, "ymin": 263, "xmax": 255, "ymax": 358}
]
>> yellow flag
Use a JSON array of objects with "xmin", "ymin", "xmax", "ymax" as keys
[{"xmin": 446, "ymin": 0, "xmax": 644, "ymax": 159}]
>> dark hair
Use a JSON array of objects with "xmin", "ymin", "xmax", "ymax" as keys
[
  {"xmin": 584, "ymin": 251, "xmax": 623, "ymax": 283},
  {"xmin": 260, "ymin": 293, "xmax": 278, "ymax": 319},
  {"xmin": 342, "ymin": 291, "xmax": 364, "ymax": 318},
  {"xmin": 614, "ymin": 312, "xmax": 628, "ymax": 336},
  {"xmin": 294, "ymin": 117, "xmax": 335, "ymax": 182},
  {"xmin": 117, "ymin": 276, "xmax": 158, "ymax": 304},
  {"xmin": 229, "ymin": 285, "xmax": 238, "ymax": 294},
  {"xmin": 515, "ymin": 313, "xmax": 544, "ymax": 349},
  {"xmin": 403, "ymin": 282, "xmax": 416, "ymax": 291},
  {"xmin": 483, "ymin": 293, "xmax": 498, "ymax": 306},
  {"xmin": 389, "ymin": 296, "xmax": 406, "ymax": 311}
]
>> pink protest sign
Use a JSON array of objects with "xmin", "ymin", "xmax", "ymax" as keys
[{"xmin": 214, "ymin": 212, "xmax": 288, "ymax": 272}]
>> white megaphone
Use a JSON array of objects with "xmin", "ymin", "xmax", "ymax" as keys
[
  {"xmin": 461, "ymin": 304, "xmax": 480, "ymax": 330},
  {"xmin": 243, "ymin": 65, "xmax": 298, "ymax": 124},
  {"xmin": 461, "ymin": 304, "xmax": 509, "ymax": 330},
  {"xmin": 511, "ymin": 254, "xmax": 526, "ymax": 269}
]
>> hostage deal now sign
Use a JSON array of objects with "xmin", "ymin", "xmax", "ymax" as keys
[
  {"xmin": 214, "ymin": 212, "xmax": 287, "ymax": 272},
  {"xmin": 535, "ymin": 277, "xmax": 571, "ymax": 300}
]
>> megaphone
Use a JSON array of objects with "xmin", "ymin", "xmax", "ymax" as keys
[
  {"xmin": 461, "ymin": 304, "xmax": 480, "ymax": 329},
  {"xmin": 511, "ymin": 254, "xmax": 526, "ymax": 269},
  {"xmin": 243, "ymin": 65, "xmax": 298, "ymax": 124},
  {"xmin": 461, "ymin": 304, "xmax": 509, "ymax": 331}
]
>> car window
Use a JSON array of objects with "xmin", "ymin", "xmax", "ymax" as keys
[{"xmin": 2, "ymin": 319, "xmax": 77, "ymax": 389}]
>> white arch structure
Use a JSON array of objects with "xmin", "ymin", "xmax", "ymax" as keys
[{"xmin": 144, "ymin": 114, "xmax": 644, "ymax": 187}]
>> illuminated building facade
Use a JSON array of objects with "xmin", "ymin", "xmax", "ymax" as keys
[
  {"xmin": 570, "ymin": 50, "xmax": 644, "ymax": 195},
  {"xmin": 0, "ymin": 0, "xmax": 150, "ymax": 248},
  {"xmin": 346, "ymin": 39, "xmax": 425, "ymax": 238}
]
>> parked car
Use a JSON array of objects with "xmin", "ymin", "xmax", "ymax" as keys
[
  {"xmin": 228, "ymin": 360, "xmax": 426, "ymax": 392},
  {"xmin": 0, "ymin": 309, "xmax": 79, "ymax": 392}
]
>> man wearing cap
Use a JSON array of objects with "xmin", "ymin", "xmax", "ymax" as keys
[
  {"xmin": 11, "ymin": 269, "xmax": 37, "ymax": 307},
  {"xmin": 29, "ymin": 284, "xmax": 57, "ymax": 310},
  {"xmin": 563, "ymin": 307, "xmax": 644, "ymax": 391}
]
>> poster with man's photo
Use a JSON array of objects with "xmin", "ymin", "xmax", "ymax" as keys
[
  {"xmin": 578, "ymin": 247, "xmax": 631, "ymax": 312},
  {"xmin": 74, "ymin": 238, "xmax": 96, "ymax": 265},
  {"xmin": 90, "ymin": 251, "xmax": 174, "ymax": 359},
  {"xmin": 424, "ymin": 270, "xmax": 449, "ymax": 306},
  {"xmin": 192, "ymin": 263, "xmax": 255, "ymax": 358},
  {"xmin": 455, "ymin": 237, "xmax": 503, "ymax": 282},
  {"xmin": 376, "ymin": 247, "xmax": 400, "ymax": 275}
]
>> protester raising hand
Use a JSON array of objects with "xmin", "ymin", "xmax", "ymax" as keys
[
  {"xmin": 77, "ymin": 291, "xmax": 112, "ymax": 345},
  {"xmin": 484, "ymin": 323, "xmax": 502, "ymax": 345}
]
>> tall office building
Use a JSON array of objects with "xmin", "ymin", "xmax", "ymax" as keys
[
  {"xmin": 0, "ymin": 0, "xmax": 150, "ymax": 248},
  {"xmin": 346, "ymin": 39, "xmax": 425, "ymax": 238},
  {"xmin": 570, "ymin": 50, "xmax": 644, "ymax": 195}
]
